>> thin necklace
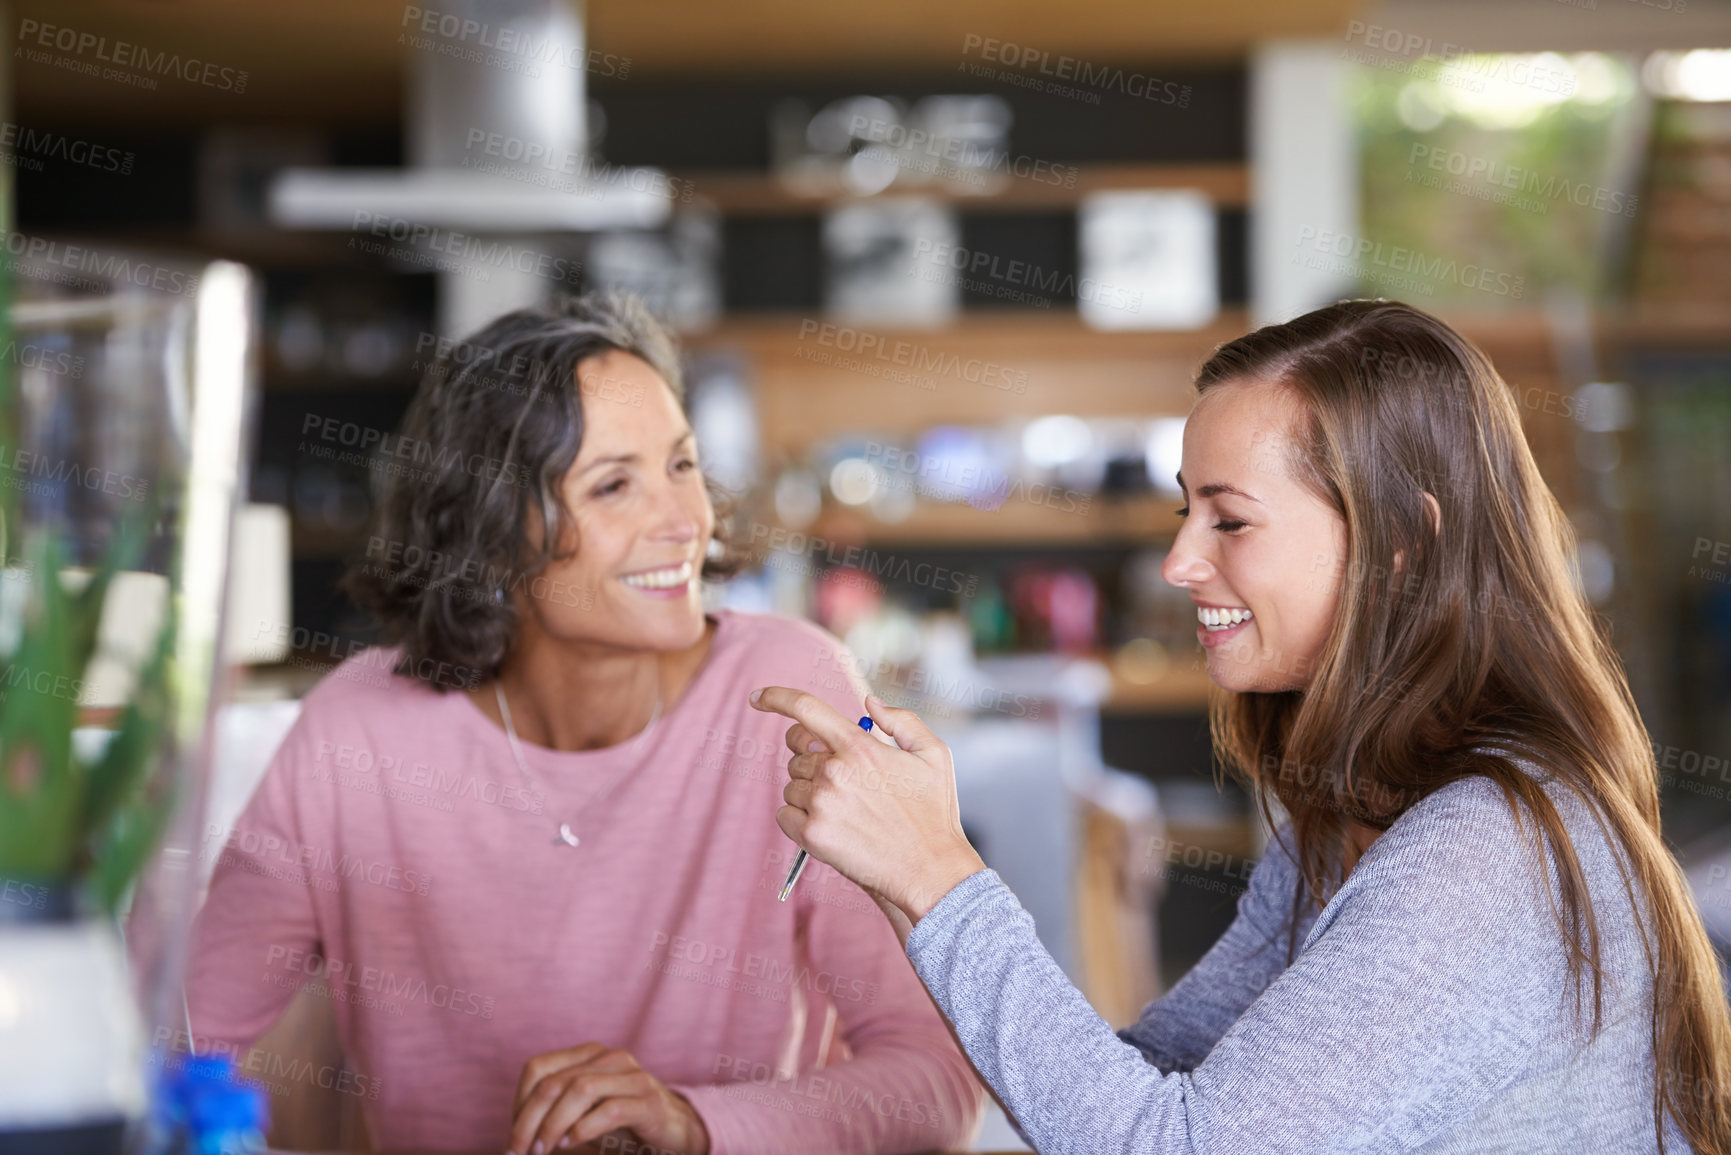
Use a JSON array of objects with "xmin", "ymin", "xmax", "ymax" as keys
[{"xmin": 494, "ymin": 673, "xmax": 663, "ymax": 848}]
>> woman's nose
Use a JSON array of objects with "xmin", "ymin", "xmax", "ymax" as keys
[
  {"xmin": 1161, "ymin": 530, "xmax": 1212, "ymax": 589},
  {"xmin": 649, "ymin": 484, "xmax": 701, "ymax": 542}
]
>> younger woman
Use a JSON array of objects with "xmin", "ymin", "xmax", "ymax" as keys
[{"xmin": 756, "ymin": 299, "xmax": 1731, "ymax": 1154}]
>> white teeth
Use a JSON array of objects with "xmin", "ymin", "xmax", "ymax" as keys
[
  {"xmin": 1198, "ymin": 606, "xmax": 1253, "ymax": 631},
  {"xmin": 621, "ymin": 560, "xmax": 693, "ymax": 590}
]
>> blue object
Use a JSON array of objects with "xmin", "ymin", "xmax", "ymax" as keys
[
  {"xmin": 859, "ymin": 716, "xmax": 874, "ymax": 733},
  {"xmin": 150, "ymin": 1051, "xmax": 268, "ymax": 1155}
]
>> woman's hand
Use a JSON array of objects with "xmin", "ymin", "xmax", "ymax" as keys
[
  {"xmin": 509, "ymin": 1043, "xmax": 710, "ymax": 1155},
  {"xmin": 749, "ymin": 689, "xmax": 986, "ymax": 925}
]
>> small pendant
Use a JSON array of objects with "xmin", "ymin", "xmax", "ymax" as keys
[{"xmin": 555, "ymin": 822, "xmax": 581, "ymax": 848}]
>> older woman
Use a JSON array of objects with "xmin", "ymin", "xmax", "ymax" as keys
[{"xmin": 184, "ymin": 293, "xmax": 984, "ymax": 1154}]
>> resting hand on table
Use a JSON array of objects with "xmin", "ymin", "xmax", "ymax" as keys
[
  {"xmin": 509, "ymin": 1043, "xmax": 710, "ymax": 1155},
  {"xmin": 748, "ymin": 689, "xmax": 986, "ymax": 926}
]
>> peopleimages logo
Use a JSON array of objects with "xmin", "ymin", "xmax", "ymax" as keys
[
  {"xmin": 794, "ymin": 320, "xmax": 1029, "ymax": 394},
  {"xmin": 298, "ymin": 412, "xmax": 533, "ymax": 489},
  {"xmin": 909, "ymin": 238, "xmax": 1141, "ymax": 313},
  {"xmin": 17, "ymin": 19, "xmax": 249, "ymax": 92},
  {"xmin": 649, "ymin": 932, "xmax": 881, "ymax": 1006},
  {"xmin": 847, "ymin": 115, "xmax": 1078, "ymax": 188},
  {"xmin": 1407, "ymin": 144, "xmax": 1638, "ymax": 218},
  {"xmin": 349, "ymin": 211, "xmax": 583, "ymax": 287},
  {"xmin": 959, "ymin": 34, "xmax": 1192, "ymax": 107},
  {"xmin": 265, "ymin": 944, "xmax": 496, "ymax": 1019},
  {"xmin": 202, "ymin": 824, "xmax": 434, "ymax": 897},
  {"xmin": 0, "ymin": 232, "xmax": 200, "ymax": 297},
  {"xmin": 0, "ymin": 446, "xmax": 149, "ymax": 500},
  {"xmin": 151, "ymin": 1028, "xmax": 383, "ymax": 1102},
  {"xmin": 399, "ymin": 5, "xmax": 631, "ymax": 77},
  {"xmin": 0, "ymin": 123, "xmax": 134, "ymax": 175},
  {"xmin": 748, "ymin": 523, "xmax": 981, "ymax": 596},
  {"xmin": 1340, "ymin": 22, "xmax": 1577, "ymax": 97},
  {"xmin": 460, "ymin": 129, "xmax": 691, "ymax": 203},
  {"xmin": 0, "ymin": 878, "xmax": 49, "ymax": 912},
  {"xmin": 712, "ymin": 1052, "xmax": 943, "ymax": 1129},
  {"xmin": 1292, "ymin": 226, "xmax": 1526, "ymax": 299},
  {"xmin": 0, "ymin": 338, "xmax": 84, "ymax": 378}
]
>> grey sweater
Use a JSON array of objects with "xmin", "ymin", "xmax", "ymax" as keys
[{"xmin": 905, "ymin": 765, "xmax": 1692, "ymax": 1153}]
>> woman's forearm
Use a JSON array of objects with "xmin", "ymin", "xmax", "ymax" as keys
[
  {"xmin": 904, "ymin": 870, "xmax": 1196, "ymax": 1155},
  {"xmin": 917, "ymin": 976, "xmax": 1027, "ymax": 1139}
]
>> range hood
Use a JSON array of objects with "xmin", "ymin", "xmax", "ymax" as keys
[
  {"xmin": 270, "ymin": 168, "xmax": 669, "ymax": 233},
  {"xmin": 268, "ymin": 0, "xmax": 671, "ymax": 332}
]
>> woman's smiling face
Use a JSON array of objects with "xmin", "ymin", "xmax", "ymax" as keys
[
  {"xmin": 1160, "ymin": 378, "xmax": 1349, "ymax": 693},
  {"xmin": 522, "ymin": 349, "xmax": 714, "ymax": 653}
]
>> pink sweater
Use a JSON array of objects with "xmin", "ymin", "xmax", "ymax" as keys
[{"xmin": 186, "ymin": 609, "xmax": 984, "ymax": 1152}]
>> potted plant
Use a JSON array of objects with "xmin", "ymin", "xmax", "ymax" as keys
[{"xmin": 0, "ymin": 258, "xmax": 258, "ymax": 1154}]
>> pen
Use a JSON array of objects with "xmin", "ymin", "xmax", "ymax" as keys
[{"xmin": 779, "ymin": 714, "xmax": 876, "ymax": 902}]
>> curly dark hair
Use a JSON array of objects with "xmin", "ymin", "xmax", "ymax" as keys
[{"xmin": 343, "ymin": 291, "xmax": 747, "ymax": 689}]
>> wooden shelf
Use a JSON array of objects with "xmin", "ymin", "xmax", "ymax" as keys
[
  {"xmin": 290, "ymin": 525, "xmax": 369, "ymax": 561},
  {"xmin": 694, "ymin": 307, "xmax": 1249, "ymax": 351},
  {"xmin": 24, "ymin": 226, "xmax": 395, "ymax": 271},
  {"xmin": 1106, "ymin": 658, "xmax": 1217, "ymax": 714},
  {"xmin": 1420, "ymin": 305, "xmax": 1731, "ymax": 354},
  {"xmin": 263, "ymin": 366, "xmax": 422, "ymax": 392},
  {"xmin": 1604, "ymin": 303, "xmax": 1731, "ymax": 348},
  {"xmin": 810, "ymin": 493, "xmax": 1181, "ymax": 547},
  {"xmin": 675, "ymin": 162, "xmax": 1248, "ymax": 214},
  {"xmin": 1159, "ymin": 818, "xmax": 1259, "ymax": 862},
  {"xmin": 685, "ymin": 310, "xmax": 1250, "ymax": 457}
]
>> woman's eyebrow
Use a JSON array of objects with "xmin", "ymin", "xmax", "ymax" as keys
[
  {"xmin": 1174, "ymin": 472, "xmax": 1263, "ymax": 503},
  {"xmin": 576, "ymin": 430, "xmax": 695, "ymax": 476}
]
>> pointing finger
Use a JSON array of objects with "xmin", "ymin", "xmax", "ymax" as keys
[{"xmin": 750, "ymin": 686, "xmax": 862, "ymax": 753}]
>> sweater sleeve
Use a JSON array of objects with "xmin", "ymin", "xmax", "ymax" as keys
[
  {"xmin": 182, "ymin": 712, "xmax": 328, "ymax": 1052},
  {"xmin": 904, "ymin": 785, "xmax": 1561, "ymax": 1155},
  {"xmin": 1116, "ymin": 828, "xmax": 1311, "ymax": 1073}
]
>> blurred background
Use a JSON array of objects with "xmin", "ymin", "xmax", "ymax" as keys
[{"xmin": 11, "ymin": 0, "xmax": 1731, "ymax": 1145}]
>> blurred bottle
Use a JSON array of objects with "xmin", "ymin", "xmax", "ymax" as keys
[
  {"xmin": 1009, "ymin": 566, "xmax": 1100, "ymax": 654},
  {"xmin": 146, "ymin": 1053, "xmax": 267, "ymax": 1155}
]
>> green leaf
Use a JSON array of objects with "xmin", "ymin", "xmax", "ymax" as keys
[
  {"xmin": 0, "ymin": 498, "xmax": 169, "ymax": 890},
  {"xmin": 90, "ymin": 781, "xmax": 176, "ymax": 916},
  {"xmin": 78, "ymin": 597, "xmax": 176, "ymax": 863},
  {"xmin": 0, "ymin": 532, "xmax": 81, "ymax": 878}
]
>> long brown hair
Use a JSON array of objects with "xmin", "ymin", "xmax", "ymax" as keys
[{"xmin": 1195, "ymin": 299, "xmax": 1730, "ymax": 1152}]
